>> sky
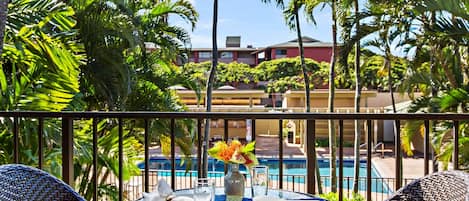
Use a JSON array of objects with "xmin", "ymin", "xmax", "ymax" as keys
[{"xmin": 171, "ymin": 0, "xmax": 333, "ymax": 48}]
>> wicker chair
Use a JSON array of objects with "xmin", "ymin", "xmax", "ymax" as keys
[
  {"xmin": 0, "ymin": 164, "xmax": 86, "ymax": 201},
  {"xmin": 386, "ymin": 171, "xmax": 469, "ymax": 201}
]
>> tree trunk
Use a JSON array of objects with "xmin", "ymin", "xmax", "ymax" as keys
[
  {"xmin": 0, "ymin": 0, "xmax": 8, "ymax": 58},
  {"xmin": 429, "ymin": 11, "xmax": 438, "ymax": 172},
  {"xmin": 201, "ymin": 0, "xmax": 218, "ymax": 178},
  {"xmin": 328, "ymin": 0, "xmax": 337, "ymax": 193},
  {"xmin": 293, "ymin": 4, "xmax": 322, "ymax": 193},
  {"xmin": 352, "ymin": 0, "xmax": 361, "ymax": 194},
  {"xmin": 387, "ymin": 59, "xmax": 396, "ymax": 114},
  {"xmin": 294, "ymin": 7, "xmax": 310, "ymax": 113}
]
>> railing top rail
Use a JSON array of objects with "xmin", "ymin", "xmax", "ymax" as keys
[{"xmin": 0, "ymin": 111, "xmax": 469, "ymax": 120}]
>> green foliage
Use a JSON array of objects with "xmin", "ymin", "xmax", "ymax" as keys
[
  {"xmin": 182, "ymin": 61, "xmax": 260, "ymax": 89},
  {"xmin": 319, "ymin": 192, "xmax": 365, "ymax": 201},
  {"xmin": 256, "ymin": 57, "xmax": 321, "ymax": 81},
  {"xmin": 218, "ymin": 62, "xmax": 259, "ymax": 86},
  {"xmin": 1, "ymin": 0, "xmax": 199, "ymax": 199},
  {"xmin": 267, "ymin": 76, "xmax": 305, "ymax": 93},
  {"xmin": 71, "ymin": 0, "xmax": 198, "ymax": 110},
  {"xmin": 2, "ymin": 0, "xmax": 84, "ymax": 111},
  {"xmin": 74, "ymin": 119, "xmax": 143, "ymax": 200},
  {"xmin": 255, "ymin": 57, "xmax": 329, "ymax": 92}
]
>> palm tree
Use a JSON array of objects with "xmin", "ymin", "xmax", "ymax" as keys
[
  {"xmin": 351, "ymin": 0, "xmax": 361, "ymax": 194},
  {"xmin": 284, "ymin": 1, "xmax": 311, "ymax": 113},
  {"xmin": 0, "ymin": 0, "xmax": 7, "ymax": 57},
  {"xmin": 69, "ymin": 0, "xmax": 197, "ymax": 111},
  {"xmin": 263, "ymin": 0, "xmax": 325, "ymax": 193},
  {"xmin": 201, "ymin": 0, "xmax": 218, "ymax": 178},
  {"xmin": 2, "ymin": 0, "xmax": 199, "ymax": 199},
  {"xmin": 328, "ymin": 0, "xmax": 338, "ymax": 192},
  {"xmin": 2, "ymin": 0, "xmax": 84, "ymax": 111}
]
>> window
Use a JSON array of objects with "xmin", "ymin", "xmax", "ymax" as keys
[
  {"xmin": 275, "ymin": 49, "xmax": 287, "ymax": 55},
  {"xmin": 198, "ymin": 52, "xmax": 211, "ymax": 58},
  {"xmin": 220, "ymin": 52, "xmax": 233, "ymax": 59}
]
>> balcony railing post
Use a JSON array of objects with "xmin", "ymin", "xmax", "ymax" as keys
[
  {"xmin": 279, "ymin": 119, "xmax": 283, "ymax": 189},
  {"xmin": 13, "ymin": 116, "xmax": 19, "ymax": 164},
  {"xmin": 424, "ymin": 120, "xmax": 430, "ymax": 175},
  {"xmin": 394, "ymin": 120, "xmax": 402, "ymax": 190},
  {"xmin": 118, "ymin": 118, "xmax": 123, "ymax": 201},
  {"xmin": 144, "ymin": 119, "xmax": 150, "ymax": 193},
  {"xmin": 170, "ymin": 118, "xmax": 176, "ymax": 190},
  {"xmin": 38, "ymin": 118, "xmax": 44, "ymax": 170},
  {"xmin": 93, "ymin": 118, "xmax": 98, "ymax": 201},
  {"xmin": 453, "ymin": 120, "xmax": 459, "ymax": 170},
  {"xmin": 306, "ymin": 119, "xmax": 316, "ymax": 194},
  {"xmin": 197, "ymin": 119, "xmax": 202, "ymax": 178},
  {"xmin": 366, "ymin": 120, "xmax": 372, "ymax": 201},
  {"xmin": 338, "ymin": 120, "xmax": 343, "ymax": 201},
  {"xmin": 62, "ymin": 117, "xmax": 74, "ymax": 186}
]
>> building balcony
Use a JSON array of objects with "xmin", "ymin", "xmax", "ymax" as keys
[{"xmin": 0, "ymin": 111, "xmax": 465, "ymax": 201}]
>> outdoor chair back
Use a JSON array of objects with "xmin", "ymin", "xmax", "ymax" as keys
[
  {"xmin": 0, "ymin": 164, "xmax": 85, "ymax": 201},
  {"xmin": 386, "ymin": 171, "xmax": 469, "ymax": 201}
]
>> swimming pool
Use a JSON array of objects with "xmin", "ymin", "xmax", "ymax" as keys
[{"xmin": 138, "ymin": 157, "xmax": 391, "ymax": 193}]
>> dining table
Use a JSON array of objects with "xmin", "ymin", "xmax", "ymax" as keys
[{"xmin": 175, "ymin": 187, "xmax": 327, "ymax": 201}]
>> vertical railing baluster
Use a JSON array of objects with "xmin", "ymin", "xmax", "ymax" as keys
[
  {"xmin": 197, "ymin": 119, "xmax": 202, "ymax": 178},
  {"xmin": 306, "ymin": 120, "xmax": 316, "ymax": 194},
  {"xmin": 394, "ymin": 120, "xmax": 401, "ymax": 190},
  {"xmin": 118, "ymin": 118, "xmax": 123, "ymax": 201},
  {"xmin": 293, "ymin": 175, "xmax": 295, "ymax": 192},
  {"xmin": 13, "ymin": 116, "xmax": 19, "ymax": 164},
  {"xmin": 453, "ymin": 120, "xmax": 459, "ymax": 170},
  {"xmin": 252, "ymin": 119, "xmax": 256, "ymax": 154},
  {"xmin": 38, "ymin": 118, "xmax": 44, "ymax": 169},
  {"xmin": 224, "ymin": 119, "xmax": 229, "ymax": 174},
  {"xmin": 424, "ymin": 120, "xmax": 430, "ymax": 175},
  {"xmin": 93, "ymin": 118, "xmax": 98, "ymax": 201},
  {"xmin": 171, "ymin": 118, "xmax": 176, "ymax": 190},
  {"xmin": 367, "ymin": 120, "xmax": 372, "ymax": 201},
  {"xmin": 62, "ymin": 117, "xmax": 74, "ymax": 186},
  {"xmin": 279, "ymin": 119, "xmax": 283, "ymax": 189},
  {"xmin": 144, "ymin": 119, "xmax": 150, "ymax": 192},
  {"xmin": 339, "ymin": 120, "xmax": 343, "ymax": 201},
  {"xmin": 347, "ymin": 177, "xmax": 350, "ymax": 197}
]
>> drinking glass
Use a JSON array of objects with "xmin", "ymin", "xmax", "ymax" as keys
[
  {"xmin": 251, "ymin": 165, "xmax": 269, "ymax": 198},
  {"xmin": 193, "ymin": 178, "xmax": 214, "ymax": 201}
]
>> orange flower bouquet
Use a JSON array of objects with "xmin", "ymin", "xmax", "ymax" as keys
[{"xmin": 208, "ymin": 140, "xmax": 258, "ymax": 168}]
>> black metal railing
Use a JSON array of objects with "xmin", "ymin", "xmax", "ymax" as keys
[{"xmin": 1, "ymin": 111, "xmax": 468, "ymax": 201}]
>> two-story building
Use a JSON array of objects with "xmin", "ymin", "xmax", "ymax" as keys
[
  {"xmin": 253, "ymin": 36, "xmax": 333, "ymax": 63},
  {"xmin": 187, "ymin": 36, "xmax": 333, "ymax": 66}
]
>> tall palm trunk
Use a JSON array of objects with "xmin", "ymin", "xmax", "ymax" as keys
[
  {"xmin": 293, "ymin": 4, "xmax": 322, "ymax": 193},
  {"xmin": 328, "ymin": 0, "xmax": 337, "ymax": 193},
  {"xmin": 386, "ymin": 58, "xmax": 396, "ymax": 113},
  {"xmin": 201, "ymin": 0, "xmax": 218, "ymax": 178},
  {"xmin": 429, "ymin": 11, "xmax": 439, "ymax": 172},
  {"xmin": 0, "ymin": 0, "xmax": 8, "ymax": 58},
  {"xmin": 294, "ymin": 7, "xmax": 310, "ymax": 113},
  {"xmin": 352, "ymin": 0, "xmax": 361, "ymax": 194}
]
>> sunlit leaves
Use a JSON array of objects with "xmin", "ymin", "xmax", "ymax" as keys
[{"xmin": 2, "ymin": 0, "xmax": 84, "ymax": 111}]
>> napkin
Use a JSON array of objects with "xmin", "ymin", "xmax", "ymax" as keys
[
  {"xmin": 143, "ymin": 179, "xmax": 174, "ymax": 201},
  {"xmin": 172, "ymin": 196, "xmax": 194, "ymax": 201}
]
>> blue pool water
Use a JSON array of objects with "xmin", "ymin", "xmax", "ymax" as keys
[{"xmin": 138, "ymin": 158, "xmax": 391, "ymax": 193}]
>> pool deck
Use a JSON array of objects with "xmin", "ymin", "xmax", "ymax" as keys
[{"xmin": 149, "ymin": 135, "xmax": 427, "ymax": 180}]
